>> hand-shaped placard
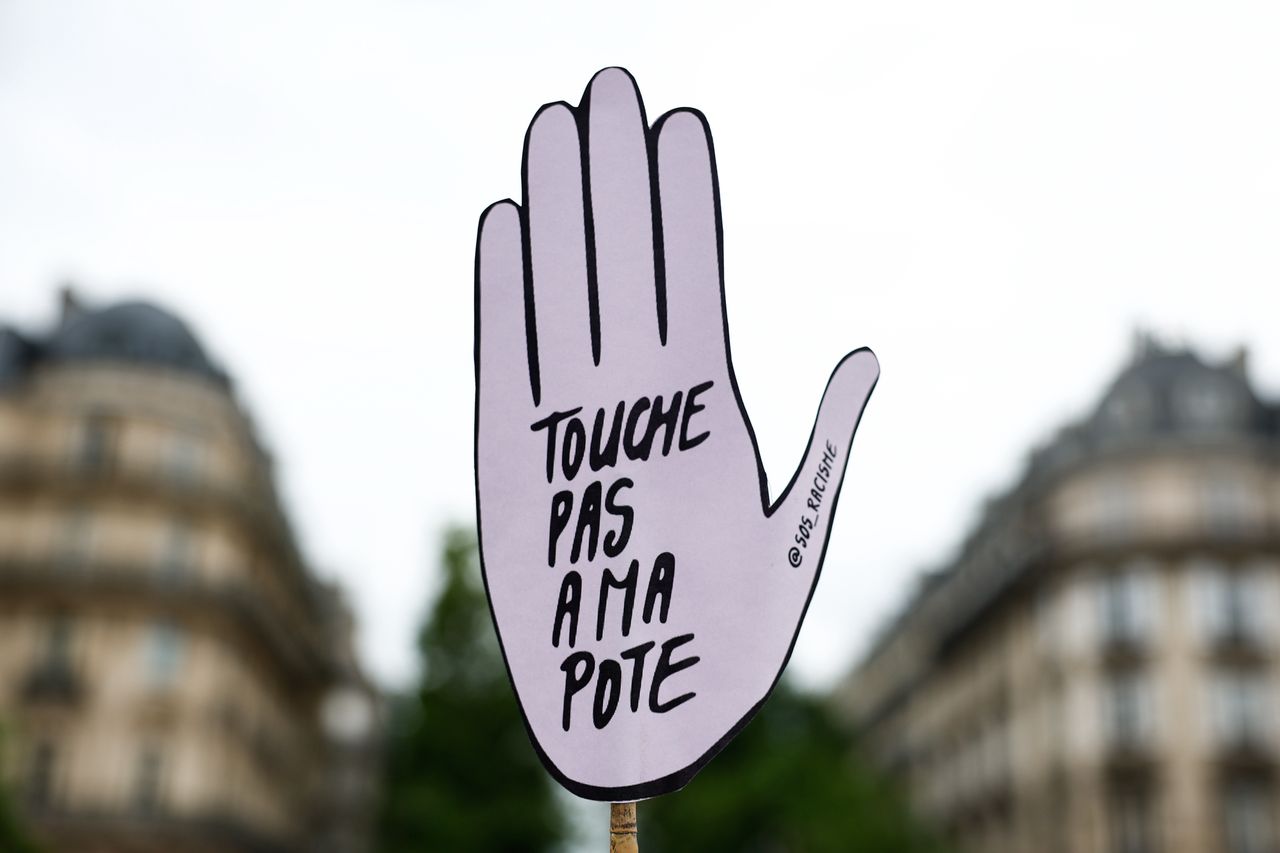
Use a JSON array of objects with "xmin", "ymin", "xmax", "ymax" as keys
[{"xmin": 475, "ymin": 68, "xmax": 878, "ymax": 800}]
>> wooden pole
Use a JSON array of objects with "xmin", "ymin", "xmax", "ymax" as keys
[{"xmin": 609, "ymin": 802, "xmax": 638, "ymax": 853}]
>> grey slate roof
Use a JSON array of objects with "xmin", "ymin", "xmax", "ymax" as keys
[
  {"xmin": 0, "ymin": 327, "xmax": 37, "ymax": 388},
  {"xmin": 1, "ymin": 298, "xmax": 228, "ymax": 386},
  {"xmin": 860, "ymin": 336, "xmax": 1279, "ymax": 671}
]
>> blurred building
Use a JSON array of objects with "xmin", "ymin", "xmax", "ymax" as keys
[
  {"xmin": 838, "ymin": 336, "xmax": 1280, "ymax": 853},
  {"xmin": 0, "ymin": 291, "xmax": 381, "ymax": 853}
]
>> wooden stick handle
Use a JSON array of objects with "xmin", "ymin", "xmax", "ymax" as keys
[{"xmin": 610, "ymin": 802, "xmax": 638, "ymax": 853}]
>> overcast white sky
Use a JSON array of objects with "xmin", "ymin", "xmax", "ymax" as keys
[{"xmin": 3, "ymin": 0, "xmax": 1278, "ymax": 694}]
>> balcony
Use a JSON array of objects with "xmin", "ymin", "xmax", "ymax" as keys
[
  {"xmin": 1214, "ymin": 733, "xmax": 1275, "ymax": 773},
  {"xmin": 21, "ymin": 807, "xmax": 296, "ymax": 853},
  {"xmin": 1055, "ymin": 512, "xmax": 1277, "ymax": 564},
  {"xmin": 1104, "ymin": 738, "xmax": 1158, "ymax": 780},
  {"xmin": 1100, "ymin": 630, "xmax": 1150, "ymax": 667},
  {"xmin": 21, "ymin": 662, "xmax": 84, "ymax": 705},
  {"xmin": 1210, "ymin": 622, "xmax": 1269, "ymax": 665},
  {"xmin": 0, "ymin": 558, "xmax": 334, "ymax": 689},
  {"xmin": 0, "ymin": 452, "xmax": 297, "ymax": 565}
]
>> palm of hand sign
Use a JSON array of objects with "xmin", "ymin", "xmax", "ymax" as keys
[{"xmin": 474, "ymin": 68, "xmax": 878, "ymax": 800}]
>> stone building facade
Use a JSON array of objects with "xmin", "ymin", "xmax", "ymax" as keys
[
  {"xmin": 838, "ymin": 337, "xmax": 1280, "ymax": 853},
  {"xmin": 0, "ymin": 292, "xmax": 379, "ymax": 852}
]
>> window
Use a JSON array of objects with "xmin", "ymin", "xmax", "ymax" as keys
[
  {"xmin": 143, "ymin": 623, "xmax": 184, "ymax": 690},
  {"xmin": 1105, "ymin": 672, "xmax": 1153, "ymax": 748},
  {"xmin": 1095, "ymin": 478, "xmax": 1138, "ymax": 540},
  {"xmin": 25, "ymin": 741, "xmax": 56, "ymax": 808},
  {"xmin": 56, "ymin": 508, "xmax": 93, "ymax": 570},
  {"xmin": 1220, "ymin": 572, "xmax": 1262, "ymax": 646},
  {"xmin": 1223, "ymin": 575, "xmax": 1250, "ymax": 642},
  {"xmin": 1104, "ymin": 387, "xmax": 1154, "ymax": 432},
  {"xmin": 1176, "ymin": 379, "xmax": 1240, "ymax": 431},
  {"xmin": 155, "ymin": 521, "xmax": 194, "ymax": 580},
  {"xmin": 1223, "ymin": 780, "xmax": 1276, "ymax": 853},
  {"xmin": 1201, "ymin": 473, "xmax": 1251, "ymax": 534},
  {"xmin": 133, "ymin": 746, "xmax": 164, "ymax": 814},
  {"xmin": 1100, "ymin": 566, "xmax": 1156, "ymax": 647},
  {"xmin": 167, "ymin": 432, "xmax": 204, "ymax": 483},
  {"xmin": 1193, "ymin": 561, "xmax": 1265, "ymax": 647},
  {"xmin": 1035, "ymin": 583, "xmax": 1058, "ymax": 653},
  {"xmin": 979, "ymin": 718, "xmax": 1007, "ymax": 789},
  {"xmin": 1042, "ymin": 686, "xmax": 1065, "ymax": 762},
  {"xmin": 1110, "ymin": 787, "xmax": 1157, "ymax": 853},
  {"xmin": 23, "ymin": 616, "xmax": 79, "ymax": 702},
  {"xmin": 77, "ymin": 412, "xmax": 117, "ymax": 472},
  {"xmin": 1211, "ymin": 671, "xmax": 1271, "ymax": 749},
  {"xmin": 43, "ymin": 615, "xmax": 74, "ymax": 671}
]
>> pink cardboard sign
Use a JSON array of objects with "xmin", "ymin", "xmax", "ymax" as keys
[{"xmin": 474, "ymin": 68, "xmax": 878, "ymax": 801}]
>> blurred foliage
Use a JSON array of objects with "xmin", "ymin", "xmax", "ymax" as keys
[
  {"xmin": 0, "ymin": 728, "xmax": 40, "ymax": 853},
  {"xmin": 641, "ymin": 683, "xmax": 947, "ymax": 853},
  {"xmin": 374, "ymin": 526, "xmax": 569, "ymax": 853},
  {"xmin": 0, "ymin": 793, "xmax": 39, "ymax": 853},
  {"xmin": 372, "ymin": 525, "xmax": 940, "ymax": 853}
]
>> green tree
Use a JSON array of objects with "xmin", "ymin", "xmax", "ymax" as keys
[
  {"xmin": 0, "ymin": 790, "xmax": 39, "ymax": 853},
  {"xmin": 0, "ymin": 728, "xmax": 40, "ymax": 853},
  {"xmin": 375, "ymin": 526, "xmax": 568, "ymax": 853},
  {"xmin": 642, "ymin": 683, "xmax": 946, "ymax": 853}
]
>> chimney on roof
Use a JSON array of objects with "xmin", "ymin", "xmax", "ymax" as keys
[
  {"xmin": 1131, "ymin": 328, "xmax": 1179, "ymax": 363},
  {"xmin": 58, "ymin": 284, "xmax": 84, "ymax": 326},
  {"xmin": 1228, "ymin": 345, "xmax": 1250, "ymax": 380},
  {"xmin": 1132, "ymin": 329, "xmax": 1156, "ymax": 362}
]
